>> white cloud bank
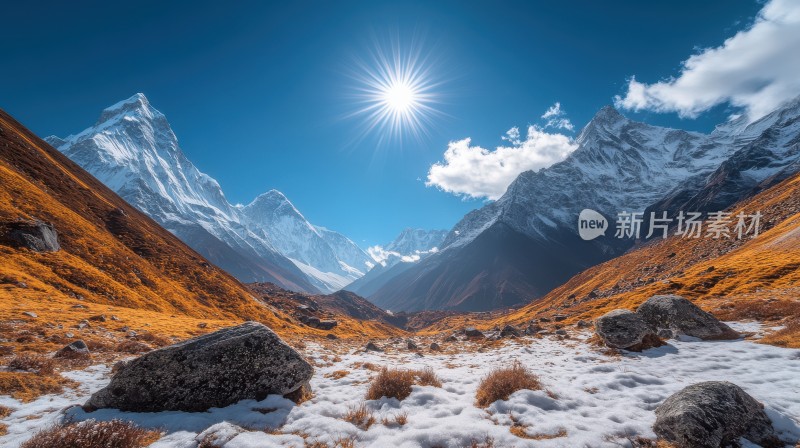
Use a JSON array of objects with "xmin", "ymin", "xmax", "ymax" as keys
[
  {"xmin": 615, "ymin": 0, "xmax": 800, "ymax": 121},
  {"xmin": 426, "ymin": 109, "xmax": 577, "ymax": 200}
]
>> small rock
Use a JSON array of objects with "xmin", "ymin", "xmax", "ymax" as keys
[
  {"xmin": 77, "ymin": 320, "xmax": 90, "ymax": 330},
  {"xmin": 539, "ymin": 317, "xmax": 551, "ymax": 323},
  {"xmin": 595, "ymin": 309, "xmax": 663, "ymax": 352},
  {"xmin": 464, "ymin": 327, "xmax": 485, "ymax": 339},
  {"xmin": 71, "ymin": 304, "xmax": 86, "ymax": 309},
  {"xmin": 553, "ymin": 314, "xmax": 567, "ymax": 322},
  {"xmin": 365, "ymin": 342, "xmax": 383, "ymax": 352},
  {"xmin": 316, "ymin": 320, "xmax": 338, "ymax": 331},
  {"xmin": 524, "ymin": 324, "xmax": 542, "ymax": 335},
  {"xmin": 500, "ymin": 325, "xmax": 521, "ymax": 338},
  {"xmin": 637, "ymin": 295, "xmax": 739, "ymax": 340},
  {"xmin": 429, "ymin": 342, "xmax": 441, "ymax": 351},
  {"xmin": 197, "ymin": 323, "xmax": 208, "ymax": 329},
  {"xmin": 16, "ymin": 282, "xmax": 27, "ymax": 288},
  {"xmin": 654, "ymin": 381, "xmax": 781, "ymax": 448},
  {"xmin": 2, "ymin": 220, "xmax": 60, "ymax": 252},
  {"xmin": 325, "ymin": 333, "xmax": 338, "ymax": 340},
  {"xmin": 110, "ymin": 316, "xmax": 120, "ymax": 321},
  {"xmin": 22, "ymin": 311, "xmax": 37, "ymax": 318},
  {"xmin": 444, "ymin": 335, "xmax": 458, "ymax": 342},
  {"xmin": 88, "ymin": 314, "xmax": 107, "ymax": 322},
  {"xmin": 406, "ymin": 339, "xmax": 418, "ymax": 350},
  {"xmin": 576, "ymin": 320, "xmax": 591, "ymax": 328},
  {"xmin": 555, "ymin": 329, "xmax": 567, "ymax": 336},
  {"xmin": 65, "ymin": 332, "xmax": 74, "ymax": 338},
  {"xmin": 55, "ymin": 340, "xmax": 90, "ymax": 359}
]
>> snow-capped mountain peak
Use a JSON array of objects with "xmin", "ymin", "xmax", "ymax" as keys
[{"xmin": 50, "ymin": 94, "xmax": 371, "ymax": 294}]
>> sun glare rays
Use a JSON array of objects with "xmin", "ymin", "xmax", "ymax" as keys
[{"xmin": 347, "ymin": 37, "xmax": 444, "ymax": 145}]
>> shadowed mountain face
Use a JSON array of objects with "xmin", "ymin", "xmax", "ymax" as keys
[{"xmin": 368, "ymin": 99, "xmax": 800, "ymax": 312}]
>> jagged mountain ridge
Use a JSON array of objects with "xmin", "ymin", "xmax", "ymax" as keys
[
  {"xmin": 368, "ymin": 99, "xmax": 800, "ymax": 312},
  {"xmin": 47, "ymin": 94, "xmax": 371, "ymax": 293},
  {"xmin": 347, "ymin": 228, "xmax": 447, "ymax": 298}
]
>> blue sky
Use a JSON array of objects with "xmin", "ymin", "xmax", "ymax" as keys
[{"xmin": 0, "ymin": 0, "xmax": 774, "ymax": 246}]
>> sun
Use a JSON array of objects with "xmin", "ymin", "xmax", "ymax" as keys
[
  {"xmin": 347, "ymin": 38, "xmax": 443, "ymax": 143},
  {"xmin": 383, "ymin": 81, "xmax": 417, "ymax": 113}
]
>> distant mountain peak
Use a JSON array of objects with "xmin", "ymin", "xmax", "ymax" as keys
[{"xmin": 96, "ymin": 93, "xmax": 159, "ymax": 125}]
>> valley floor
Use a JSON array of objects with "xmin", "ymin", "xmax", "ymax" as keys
[{"xmin": 1, "ymin": 322, "xmax": 799, "ymax": 448}]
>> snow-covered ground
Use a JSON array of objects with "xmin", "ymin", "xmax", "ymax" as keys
[{"xmin": 1, "ymin": 322, "xmax": 799, "ymax": 447}]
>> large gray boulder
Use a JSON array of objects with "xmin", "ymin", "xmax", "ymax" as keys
[
  {"xmin": 85, "ymin": 322, "xmax": 313, "ymax": 412},
  {"xmin": 654, "ymin": 381, "xmax": 782, "ymax": 448},
  {"xmin": 595, "ymin": 309, "xmax": 662, "ymax": 351},
  {"xmin": 2, "ymin": 220, "xmax": 60, "ymax": 252},
  {"xmin": 637, "ymin": 295, "xmax": 739, "ymax": 340}
]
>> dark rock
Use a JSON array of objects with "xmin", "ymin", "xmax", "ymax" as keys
[
  {"xmin": 654, "ymin": 381, "xmax": 782, "ymax": 448},
  {"xmin": 595, "ymin": 309, "xmax": 663, "ymax": 351},
  {"xmin": 406, "ymin": 339, "xmax": 418, "ymax": 350},
  {"xmin": 539, "ymin": 317, "xmax": 551, "ymax": 323},
  {"xmin": 365, "ymin": 342, "xmax": 383, "ymax": 352},
  {"xmin": 576, "ymin": 320, "xmax": 591, "ymax": 328},
  {"xmin": 444, "ymin": 334, "xmax": 458, "ymax": 342},
  {"xmin": 71, "ymin": 304, "xmax": 87, "ymax": 309},
  {"xmin": 429, "ymin": 342, "xmax": 441, "ymax": 351},
  {"xmin": 464, "ymin": 327, "xmax": 485, "ymax": 338},
  {"xmin": 325, "ymin": 333, "xmax": 338, "ymax": 340},
  {"xmin": 76, "ymin": 320, "xmax": 90, "ymax": 330},
  {"xmin": 55, "ymin": 340, "xmax": 90, "ymax": 359},
  {"xmin": 637, "ymin": 295, "xmax": 739, "ymax": 340},
  {"xmin": 555, "ymin": 329, "xmax": 567, "ymax": 336},
  {"xmin": 553, "ymin": 314, "xmax": 567, "ymax": 322},
  {"xmin": 524, "ymin": 324, "xmax": 542, "ymax": 335},
  {"xmin": 2, "ymin": 220, "xmax": 60, "ymax": 252},
  {"xmin": 316, "ymin": 320, "xmax": 338, "ymax": 330},
  {"xmin": 500, "ymin": 325, "xmax": 521, "ymax": 338},
  {"xmin": 88, "ymin": 314, "xmax": 107, "ymax": 322},
  {"xmin": 85, "ymin": 322, "xmax": 313, "ymax": 412},
  {"xmin": 197, "ymin": 322, "xmax": 208, "ymax": 329}
]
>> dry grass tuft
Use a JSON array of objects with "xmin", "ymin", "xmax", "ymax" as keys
[
  {"xmin": 366, "ymin": 367, "xmax": 414, "ymax": 401},
  {"xmin": 284, "ymin": 383, "xmax": 313, "ymax": 405},
  {"xmin": 20, "ymin": 419, "xmax": 161, "ymax": 448},
  {"xmin": 343, "ymin": 402, "xmax": 376, "ymax": 430},
  {"xmin": 469, "ymin": 435, "xmax": 496, "ymax": 448},
  {"xmin": 365, "ymin": 366, "xmax": 443, "ymax": 401},
  {"xmin": 0, "ymin": 404, "xmax": 13, "ymax": 418},
  {"xmin": 475, "ymin": 361, "xmax": 542, "ymax": 408},
  {"xmin": 0, "ymin": 372, "xmax": 74, "ymax": 402},
  {"xmin": 414, "ymin": 366, "xmax": 442, "ymax": 388},
  {"xmin": 115, "ymin": 340, "xmax": 152, "ymax": 354},
  {"xmin": 7, "ymin": 354, "xmax": 55, "ymax": 375},
  {"xmin": 325, "ymin": 370, "xmax": 350, "ymax": 380}
]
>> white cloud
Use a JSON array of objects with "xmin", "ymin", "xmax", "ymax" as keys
[
  {"xmin": 541, "ymin": 102, "xmax": 575, "ymax": 131},
  {"xmin": 426, "ymin": 124, "xmax": 577, "ymax": 200},
  {"xmin": 615, "ymin": 0, "xmax": 800, "ymax": 121}
]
